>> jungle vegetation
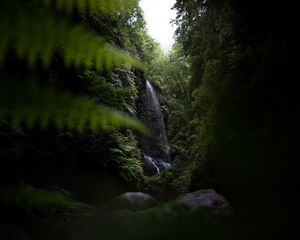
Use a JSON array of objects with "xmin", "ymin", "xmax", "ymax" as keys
[{"xmin": 0, "ymin": 0, "xmax": 298, "ymax": 239}]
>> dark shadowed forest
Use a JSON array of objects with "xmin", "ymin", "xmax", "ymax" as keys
[{"xmin": 0, "ymin": 0, "xmax": 299, "ymax": 239}]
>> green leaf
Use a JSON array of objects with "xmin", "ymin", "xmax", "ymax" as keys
[
  {"xmin": 0, "ymin": 79, "xmax": 145, "ymax": 132},
  {"xmin": 0, "ymin": 1, "xmax": 142, "ymax": 69},
  {"xmin": 39, "ymin": 0, "xmax": 139, "ymax": 14}
]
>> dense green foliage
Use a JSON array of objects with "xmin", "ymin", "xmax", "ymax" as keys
[
  {"xmin": 1, "ymin": 0, "xmax": 299, "ymax": 239},
  {"xmin": 172, "ymin": 0, "xmax": 299, "ymax": 192},
  {"xmin": 153, "ymin": 0, "xmax": 299, "ymax": 237},
  {"xmin": 0, "ymin": 0, "xmax": 159, "ymax": 209}
]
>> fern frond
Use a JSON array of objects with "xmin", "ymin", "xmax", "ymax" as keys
[
  {"xmin": 0, "ymin": 80, "xmax": 145, "ymax": 132},
  {"xmin": 0, "ymin": 2, "xmax": 141, "ymax": 69},
  {"xmin": 39, "ymin": 0, "xmax": 139, "ymax": 14}
]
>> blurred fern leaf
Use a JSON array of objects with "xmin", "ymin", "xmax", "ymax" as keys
[
  {"xmin": 0, "ymin": 80, "xmax": 145, "ymax": 132},
  {"xmin": 0, "ymin": 0, "xmax": 144, "ymax": 132},
  {"xmin": 0, "ymin": 0, "xmax": 141, "ymax": 69},
  {"xmin": 39, "ymin": 0, "xmax": 139, "ymax": 14}
]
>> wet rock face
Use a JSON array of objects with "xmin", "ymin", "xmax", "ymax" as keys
[
  {"xmin": 142, "ymin": 154, "xmax": 171, "ymax": 176},
  {"xmin": 177, "ymin": 189, "xmax": 233, "ymax": 217},
  {"xmin": 112, "ymin": 192, "xmax": 157, "ymax": 210}
]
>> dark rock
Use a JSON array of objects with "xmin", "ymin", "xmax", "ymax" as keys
[
  {"xmin": 177, "ymin": 189, "xmax": 233, "ymax": 217},
  {"xmin": 111, "ymin": 192, "xmax": 157, "ymax": 210}
]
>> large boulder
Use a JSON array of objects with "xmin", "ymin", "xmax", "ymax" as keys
[
  {"xmin": 177, "ymin": 189, "xmax": 233, "ymax": 217},
  {"xmin": 111, "ymin": 192, "xmax": 157, "ymax": 210}
]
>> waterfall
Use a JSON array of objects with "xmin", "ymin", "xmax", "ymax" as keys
[
  {"xmin": 141, "ymin": 80, "xmax": 171, "ymax": 175},
  {"xmin": 145, "ymin": 81, "xmax": 169, "ymax": 147}
]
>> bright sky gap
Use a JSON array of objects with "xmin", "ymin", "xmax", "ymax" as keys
[{"xmin": 139, "ymin": 0, "xmax": 177, "ymax": 53}]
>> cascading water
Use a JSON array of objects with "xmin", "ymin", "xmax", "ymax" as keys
[
  {"xmin": 141, "ymin": 80, "xmax": 171, "ymax": 175},
  {"xmin": 145, "ymin": 81, "xmax": 169, "ymax": 148}
]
